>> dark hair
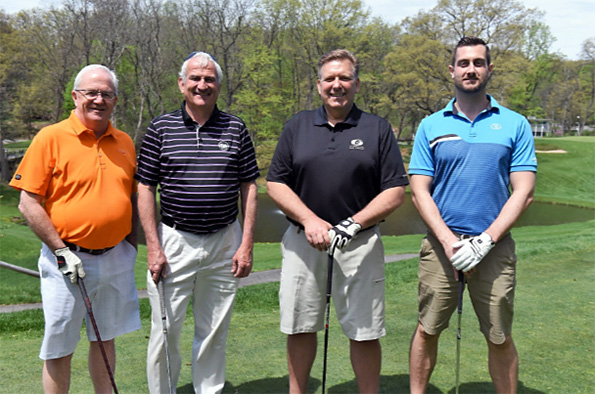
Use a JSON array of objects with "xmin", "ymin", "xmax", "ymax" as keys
[
  {"xmin": 317, "ymin": 49, "xmax": 359, "ymax": 79},
  {"xmin": 451, "ymin": 36, "xmax": 491, "ymax": 66}
]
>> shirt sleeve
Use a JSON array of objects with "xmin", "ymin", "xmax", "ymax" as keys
[
  {"xmin": 266, "ymin": 121, "xmax": 294, "ymax": 185},
  {"xmin": 511, "ymin": 117, "xmax": 538, "ymax": 173},
  {"xmin": 379, "ymin": 120, "xmax": 409, "ymax": 190},
  {"xmin": 237, "ymin": 123, "xmax": 260, "ymax": 182},
  {"xmin": 134, "ymin": 121, "xmax": 162, "ymax": 186},
  {"xmin": 408, "ymin": 120, "xmax": 435, "ymax": 177},
  {"xmin": 9, "ymin": 129, "xmax": 55, "ymax": 196}
]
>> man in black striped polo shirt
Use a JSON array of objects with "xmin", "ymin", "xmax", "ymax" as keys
[{"xmin": 136, "ymin": 52, "xmax": 259, "ymax": 394}]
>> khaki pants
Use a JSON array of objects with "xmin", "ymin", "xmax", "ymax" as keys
[{"xmin": 146, "ymin": 220, "xmax": 241, "ymax": 394}]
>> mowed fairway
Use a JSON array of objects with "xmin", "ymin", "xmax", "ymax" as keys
[{"xmin": 0, "ymin": 137, "xmax": 593, "ymax": 393}]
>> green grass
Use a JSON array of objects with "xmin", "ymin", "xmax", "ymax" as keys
[
  {"xmin": 1, "ymin": 220, "xmax": 593, "ymax": 393},
  {"xmin": 533, "ymin": 137, "xmax": 595, "ymax": 208},
  {"xmin": 0, "ymin": 137, "xmax": 594, "ymax": 392}
]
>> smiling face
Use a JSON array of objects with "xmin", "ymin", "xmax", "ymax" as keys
[
  {"xmin": 72, "ymin": 68, "xmax": 117, "ymax": 135},
  {"xmin": 317, "ymin": 59, "xmax": 360, "ymax": 120},
  {"xmin": 449, "ymin": 45, "xmax": 493, "ymax": 94},
  {"xmin": 178, "ymin": 57, "xmax": 221, "ymax": 115}
]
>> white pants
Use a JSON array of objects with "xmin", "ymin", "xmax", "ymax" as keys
[{"xmin": 147, "ymin": 220, "xmax": 241, "ymax": 394}]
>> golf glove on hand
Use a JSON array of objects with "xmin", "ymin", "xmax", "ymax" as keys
[
  {"xmin": 55, "ymin": 247, "xmax": 86, "ymax": 284},
  {"xmin": 328, "ymin": 217, "xmax": 362, "ymax": 255},
  {"xmin": 450, "ymin": 232, "xmax": 495, "ymax": 272}
]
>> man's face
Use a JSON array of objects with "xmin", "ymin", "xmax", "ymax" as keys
[
  {"xmin": 449, "ymin": 45, "xmax": 493, "ymax": 94},
  {"xmin": 72, "ymin": 69, "xmax": 117, "ymax": 131},
  {"xmin": 178, "ymin": 58, "xmax": 220, "ymax": 112},
  {"xmin": 317, "ymin": 59, "xmax": 360, "ymax": 113}
]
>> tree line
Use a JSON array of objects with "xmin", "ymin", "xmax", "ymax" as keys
[{"xmin": 1, "ymin": 0, "xmax": 594, "ymax": 181}]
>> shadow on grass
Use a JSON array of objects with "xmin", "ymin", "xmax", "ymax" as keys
[{"xmin": 444, "ymin": 379, "xmax": 545, "ymax": 394}]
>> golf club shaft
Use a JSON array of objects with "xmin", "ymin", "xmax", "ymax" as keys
[
  {"xmin": 322, "ymin": 252, "xmax": 334, "ymax": 394},
  {"xmin": 158, "ymin": 280, "xmax": 174, "ymax": 394},
  {"xmin": 455, "ymin": 270, "xmax": 465, "ymax": 394},
  {"xmin": 78, "ymin": 278, "xmax": 119, "ymax": 394}
]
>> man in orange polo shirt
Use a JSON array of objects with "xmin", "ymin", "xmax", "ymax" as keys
[{"xmin": 10, "ymin": 64, "xmax": 141, "ymax": 393}]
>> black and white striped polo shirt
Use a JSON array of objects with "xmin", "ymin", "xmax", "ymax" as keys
[{"xmin": 136, "ymin": 103, "xmax": 260, "ymax": 234}]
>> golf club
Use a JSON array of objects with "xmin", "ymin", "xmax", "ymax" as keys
[
  {"xmin": 322, "ymin": 251, "xmax": 335, "ymax": 394},
  {"xmin": 455, "ymin": 270, "xmax": 465, "ymax": 394},
  {"xmin": 158, "ymin": 279, "xmax": 174, "ymax": 394},
  {"xmin": 78, "ymin": 277, "xmax": 119, "ymax": 394}
]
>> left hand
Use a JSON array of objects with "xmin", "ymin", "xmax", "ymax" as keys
[
  {"xmin": 450, "ymin": 232, "xmax": 495, "ymax": 272},
  {"xmin": 232, "ymin": 245, "xmax": 253, "ymax": 278},
  {"xmin": 328, "ymin": 217, "xmax": 362, "ymax": 255}
]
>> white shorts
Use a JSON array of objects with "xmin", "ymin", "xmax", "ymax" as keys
[
  {"xmin": 38, "ymin": 240, "xmax": 141, "ymax": 360},
  {"xmin": 279, "ymin": 225, "xmax": 386, "ymax": 341}
]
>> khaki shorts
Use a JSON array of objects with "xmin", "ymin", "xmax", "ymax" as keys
[
  {"xmin": 418, "ymin": 232, "xmax": 516, "ymax": 344},
  {"xmin": 279, "ymin": 225, "xmax": 386, "ymax": 341}
]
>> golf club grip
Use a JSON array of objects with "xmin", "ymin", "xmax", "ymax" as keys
[
  {"xmin": 457, "ymin": 270, "xmax": 464, "ymax": 314},
  {"xmin": 158, "ymin": 280, "xmax": 167, "ymax": 330},
  {"xmin": 78, "ymin": 278, "xmax": 119, "ymax": 394}
]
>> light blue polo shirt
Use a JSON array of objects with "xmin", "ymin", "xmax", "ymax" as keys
[{"xmin": 409, "ymin": 95, "xmax": 537, "ymax": 235}]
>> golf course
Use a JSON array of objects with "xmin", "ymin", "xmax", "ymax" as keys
[{"xmin": 0, "ymin": 137, "xmax": 593, "ymax": 393}]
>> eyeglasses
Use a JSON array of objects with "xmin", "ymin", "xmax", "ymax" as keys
[
  {"xmin": 185, "ymin": 51, "xmax": 217, "ymax": 62},
  {"xmin": 75, "ymin": 89, "xmax": 117, "ymax": 100}
]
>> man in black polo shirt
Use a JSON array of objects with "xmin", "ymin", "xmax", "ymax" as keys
[
  {"xmin": 267, "ymin": 49, "xmax": 409, "ymax": 393},
  {"xmin": 136, "ymin": 52, "xmax": 259, "ymax": 394}
]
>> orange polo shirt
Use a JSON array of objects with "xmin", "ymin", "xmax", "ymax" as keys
[{"xmin": 10, "ymin": 111, "xmax": 137, "ymax": 249}]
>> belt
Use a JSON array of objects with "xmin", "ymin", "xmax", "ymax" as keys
[
  {"xmin": 63, "ymin": 241, "xmax": 114, "ymax": 255},
  {"xmin": 161, "ymin": 216, "xmax": 219, "ymax": 235}
]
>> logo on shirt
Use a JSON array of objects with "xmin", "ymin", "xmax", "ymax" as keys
[
  {"xmin": 349, "ymin": 139, "xmax": 364, "ymax": 150},
  {"xmin": 218, "ymin": 141, "xmax": 230, "ymax": 151},
  {"xmin": 491, "ymin": 123, "xmax": 502, "ymax": 130}
]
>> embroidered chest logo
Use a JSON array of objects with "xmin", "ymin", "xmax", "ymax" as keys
[
  {"xmin": 349, "ymin": 139, "xmax": 364, "ymax": 150},
  {"xmin": 491, "ymin": 123, "xmax": 502, "ymax": 130},
  {"xmin": 218, "ymin": 141, "xmax": 231, "ymax": 151}
]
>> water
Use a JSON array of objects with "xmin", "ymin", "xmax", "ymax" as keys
[{"xmin": 253, "ymin": 194, "xmax": 594, "ymax": 243}]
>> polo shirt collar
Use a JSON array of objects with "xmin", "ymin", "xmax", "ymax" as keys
[
  {"xmin": 69, "ymin": 110, "xmax": 116, "ymax": 137},
  {"xmin": 445, "ymin": 94, "xmax": 500, "ymax": 117},
  {"xmin": 181, "ymin": 101, "xmax": 220, "ymax": 127},
  {"xmin": 314, "ymin": 104, "xmax": 362, "ymax": 127}
]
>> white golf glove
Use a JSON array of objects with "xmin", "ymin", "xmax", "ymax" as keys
[
  {"xmin": 328, "ymin": 217, "xmax": 362, "ymax": 255},
  {"xmin": 450, "ymin": 232, "xmax": 495, "ymax": 272},
  {"xmin": 55, "ymin": 247, "xmax": 86, "ymax": 284}
]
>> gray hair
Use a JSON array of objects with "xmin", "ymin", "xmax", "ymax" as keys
[
  {"xmin": 73, "ymin": 64, "xmax": 118, "ymax": 94},
  {"xmin": 179, "ymin": 52, "xmax": 223, "ymax": 84}
]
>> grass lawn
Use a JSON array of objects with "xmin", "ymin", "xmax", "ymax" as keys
[
  {"xmin": 0, "ymin": 220, "xmax": 593, "ymax": 393},
  {"xmin": 0, "ymin": 137, "xmax": 593, "ymax": 392}
]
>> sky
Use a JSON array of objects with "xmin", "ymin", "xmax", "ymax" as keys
[{"xmin": 1, "ymin": 0, "xmax": 593, "ymax": 60}]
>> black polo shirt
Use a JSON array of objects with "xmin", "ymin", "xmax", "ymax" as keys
[
  {"xmin": 135, "ymin": 102, "xmax": 260, "ymax": 234},
  {"xmin": 267, "ymin": 105, "xmax": 408, "ymax": 226}
]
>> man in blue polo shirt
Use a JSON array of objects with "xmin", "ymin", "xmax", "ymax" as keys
[
  {"xmin": 136, "ymin": 52, "xmax": 259, "ymax": 393},
  {"xmin": 267, "ymin": 49, "xmax": 409, "ymax": 393},
  {"xmin": 408, "ymin": 37, "xmax": 537, "ymax": 393}
]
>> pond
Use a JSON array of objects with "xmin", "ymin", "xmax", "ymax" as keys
[
  {"xmin": 143, "ymin": 193, "xmax": 593, "ymax": 244},
  {"xmin": 253, "ymin": 193, "xmax": 594, "ymax": 243}
]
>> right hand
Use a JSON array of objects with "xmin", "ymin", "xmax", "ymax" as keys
[
  {"xmin": 147, "ymin": 245, "xmax": 168, "ymax": 283},
  {"xmin": 54, "ymin": 247, "xmax": 85, "ymax": 284}
]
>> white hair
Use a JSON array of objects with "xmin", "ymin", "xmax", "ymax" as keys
[
  {"xmin": 73, "ymin": 64, "xmax": 118, "ymax": 94},
  {"xmin": 179, "ymin": 52, "xmax": 223, "ymax": 84}
]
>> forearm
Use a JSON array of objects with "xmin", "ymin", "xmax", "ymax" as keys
[
  {"xmin": 18, "ymin": 190, "xmax": 65, "ymax": 251},
  {"xmin": 137, "ymin": 183, "xmax": 161, "ymax": 250},
  {"xmin": 352, "ymin": 186, "xmax": 406, "ymax": 229},
  {"xmin": 125, "ymin": 192, "xmax": 139, "ymax": 247},
  {"xmin": 239, "ymin": 181, "xmax": 258, "ymax": 249},
  {"xmin": 410, "ymin": 175, "xmax": 458, "ymax": 252},
  {"xmin": 484, "ymin": 172, "xmax": 536, "ymax": 242},
  {"xmin": 266, "ymin": 181, "xmax": 323, "ymax": 227}
]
